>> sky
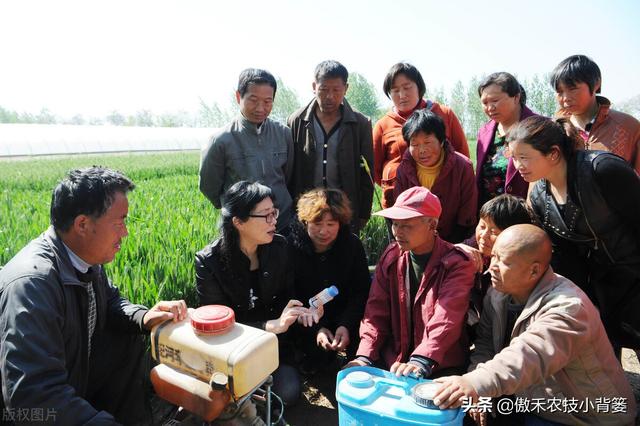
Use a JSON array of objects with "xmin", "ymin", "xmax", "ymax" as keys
[{"xmin": 1, "ymin": 0, "xmax": 639, "ymax": 118}]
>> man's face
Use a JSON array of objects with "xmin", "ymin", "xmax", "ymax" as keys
[
  {"xmin": 313, "ymin": 77, "xmax": 347, "ymax": 115},
  {"xmin": 489, "ymin": 236, "xmax": 532, "ymax": 299},
  {"xmin": 82, "ymin": 191, "xmax": 129, "ymax": 265},
  {"xmin": 391, "ymin": 216, "xmax": 435, "ymax": 254},
  {"xmin": 236, "ymin": 83, "xmax": 274, "ymax": 124}
]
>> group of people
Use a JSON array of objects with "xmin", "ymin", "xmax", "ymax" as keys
[{"xmin": 1, "ymin": 54, "xmax": 639, "ymax": 425}]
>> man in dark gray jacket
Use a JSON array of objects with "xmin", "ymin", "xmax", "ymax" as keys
[
  {"xmin": 199, "ymin": 68, "xmax": 294, "ymax": 232},
  {"xmin": 288, "ymin": 60, "xmax": 374, "ymax": 233},
  {"xmin": 0, "ymin": 167, "xmax": 187, "ymax": 425}
]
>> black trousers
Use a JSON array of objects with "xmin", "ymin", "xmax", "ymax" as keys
[{"xmin": 87, "ymin": 329, "xmax": 151, "ymax": 425}]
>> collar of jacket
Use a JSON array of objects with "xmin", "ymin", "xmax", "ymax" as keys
[
  {"xmin": 382, "ymin": 236, "xmax": 456, "ymax": 278},
  {"xmin": 400, "ymin": 139, "xmax": 457, "ymax": 181},
  {"xmin": 489, "ymin": 266, "xmax": 557, "ymax": 334},
  {"xmin": 237, "ymin": 114, "xmax": 269, "ymax": 135},
  {"xmin": 288, "ymin": 219, "xmax": 351, "ymax": 255},
  {"xmin": 43, "ymin": 226, "xmax": 97, "ymax": 288},
  {"xmin": 592, "ymin": 95, "xmax": 612, "ymax": 129},
  {"xmin": 301, "ymin": 98, "xmax": 358, "ymax": 124}
]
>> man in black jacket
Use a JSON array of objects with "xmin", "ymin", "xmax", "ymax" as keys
[
  {"xmin": 0, "ymin": 167, "xmax": 186, "ymax": 425},
  {"xmin": 287, "ymin": 60, "xmax": 374, "ymax": 233}
]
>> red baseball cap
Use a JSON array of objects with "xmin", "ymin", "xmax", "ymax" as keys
[{"xmin": 374, "ymin": 187, "xmax": 442, "ymax": 220}]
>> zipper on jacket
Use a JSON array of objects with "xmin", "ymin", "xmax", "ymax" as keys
[{"xmin": 576, "ymin": 189, "xmax": 615, "ymax": 263}]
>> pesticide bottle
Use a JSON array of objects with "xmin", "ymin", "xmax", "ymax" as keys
[{"xmin": 309, "ymin": 285, "xmax": 339, "ymax": 309}]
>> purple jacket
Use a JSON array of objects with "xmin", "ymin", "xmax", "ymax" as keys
[
  {"xmin": 475, "ymin": 106, "xmax": 537, "ymax": 200},
  {"xmin": 394, "ymin": 141, "xmax": 477, "ymax": 243}
]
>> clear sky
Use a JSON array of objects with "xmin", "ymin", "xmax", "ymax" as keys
[{"xmin": 1, "ymin": 0, "xmax": 639, "ymax": 118}]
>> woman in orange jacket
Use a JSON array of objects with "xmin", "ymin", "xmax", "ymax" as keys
[{"xmin": 373, "ymin": 62, "xmax": 469, "ymax": 209}]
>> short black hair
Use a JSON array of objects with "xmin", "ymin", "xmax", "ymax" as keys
[
  {"xmin": 383, "ymin": 63, "xmax": 426, "ymax": 100},
  {"xmin": 402, "ymin": 109, "xmax": 446, "ymax": 144},
  {"xmin": 50, "ymin": 166, "xmax": 135, "ymax": 232},
  {"xmin": 479, "ymin": 194, "xmax": 533, "ymax": 231},
  {"xmin": 478, "ymin": 72, "xmax": 527, "ymax": 107},
  {"xmin": 314, "ymin": 60, "xmax": 348, "ymax": 84},
  {"xmin": 220, "ymin": 180, "xmax": 274, "ymax": 256},
  {"xmin": 550, "ymin": 55, "xmax": 601, "ymax": 94},
  {"xmin": 237, "ymin": 68, "xmax": 278, "ymax": 98}
]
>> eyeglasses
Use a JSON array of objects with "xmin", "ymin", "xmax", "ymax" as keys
[{"xmin": 248, "ymin": 208, "xmax": 279, "ymax": 224}]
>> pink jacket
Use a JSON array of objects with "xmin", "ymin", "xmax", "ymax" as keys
[
  {"xmin": 394, "ymin": 142, "xmax": 477, "ymax": 243},
  {"xmin": 357, "ymin": 237, "xmax": 475, "ymax": 372},
  {"xmin": 466, "ymin": 267, "xmax": 636, "ymax": 425}
]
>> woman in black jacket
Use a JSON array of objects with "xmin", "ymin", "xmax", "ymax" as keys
[
  {"xmin": 288, "ymin": 188, "xmax": 371, "ymax": 371},
  {"xmin": 507, "ymin": 115, "xmax": 640, "ymax": 352},
  {"xmin": 195, "ymin": 180, "xmax": 313, "ymax": 405}
]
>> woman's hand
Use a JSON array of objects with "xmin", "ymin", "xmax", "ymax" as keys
[
  {"xmin": 298, "ymin": 303, "xmax": 324, "ymax": 327},
  {"xmin": 316, "ymin": 327, "xmax": 334, "ymax": 350},
  {"xmin": 455, "ymin": 243, "xmax": 484, "ymax": 273},
  {"xmin": 266, "ymin": 300, "xmax": 309, "ymax": 334}
]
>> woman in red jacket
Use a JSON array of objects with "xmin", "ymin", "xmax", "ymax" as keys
[
  {"xmin": 373, "ymin": 62, "xmax": 469, "ymax": 209},
  {"xmin": 394, "ymin": 110, "xmax": 477, "ymax": 243}
]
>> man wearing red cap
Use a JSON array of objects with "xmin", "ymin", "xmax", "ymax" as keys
[{"xmin": 347, "ymin": 186, "xmax": 475, "ymax": 378}]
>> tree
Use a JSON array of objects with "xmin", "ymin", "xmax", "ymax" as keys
[
  {"xmin": 198, "ymin": 98, "xmax": 234, "ymax": 127},
  {"xmin": 523, "ymin": 74, "xmax": 556, "ymax": 117},
  {"xmin": 615, "ymin": 94, "xmax": 640, "ymax": 120},
  {"xmin": 271, "ymin": 78, "xmax": 301, "ymax": 124},
  {"xmin": 449, "ymin": 80, "xmax": 467, "ymax": 132},
  {"xmin": 346, "ymin": 73, "xmax": 382, "ymax": 121},
  {"xmin": 36, "ymin": 108, "xmax": 57, "ymax": 124},
  {"xmin": 134, "ymin": 109, "xmax": 155, "ymax": 127},
  {"xmin": 465, "ymin": 75, "xmax": 486, "ymax": 137},
  {"xmin": 106, "ymin": 110, "xmax": 126, "ymax": 126},
  {"xmin": 0, "ymin": 106, "xmax": 19, "ymax": 123}
]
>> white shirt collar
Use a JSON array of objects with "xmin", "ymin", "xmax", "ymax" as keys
[{"xmin": 62, "ymin": 242, "xmax": 93, "ymax": 273}]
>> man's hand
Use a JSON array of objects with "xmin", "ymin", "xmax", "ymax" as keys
[
  {"xmin": 390, "ymin": 361, "xmax": 423, "ymax": 378},
  {"xmin": 143, "ymin": 300, "xmax": 188, "ymax": 330},
  {"xmin": 468, "ymin": 408, "xmax": 487, "ymax": 426},
  {"xmin": 433, "ymin": 375, "xmax": 479, "ymax": 409}
]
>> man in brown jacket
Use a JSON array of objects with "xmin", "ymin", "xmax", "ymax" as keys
[
  {"xmin": 287, "ymin": 60, "xmax": 374, "ymax": 232},
  {"xmin": 433, "ymin": 224, "xmax": 636, "ymax": 425}
]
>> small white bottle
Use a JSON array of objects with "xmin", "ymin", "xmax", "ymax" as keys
[{"xmin": 309, "ymin": 285, "xmax": 339, "ymax": 309}]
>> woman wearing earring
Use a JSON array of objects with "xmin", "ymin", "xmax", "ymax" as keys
[
  {"xmin": 508, "ymin": 116, "xmax": 640, "ymax": 352},
  {"xmin": 373, "ymin": 62, "xmax": 469, "ymax": 209},
  {"xmin": 195, "ymin": 180, "xmax": 313, "ymax": 405},
  {"xmin": 476, "ymin": 72, "xmax": 538, "ymax": 207}
]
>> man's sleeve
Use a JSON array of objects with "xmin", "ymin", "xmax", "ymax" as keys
[
  {"xmin": 1, "ymin": 276, "xmax": 118, "ymax": 425},
  {"xmin": 464, "ymin": 300, "xmax": 590, "ymax": 398},
  {"xmin": 359, "ymin": 118, "xmax": 374, "ymax": 219},
  {"xmin": 468, "ymin": 289, "xmax": 498, "ymax": 371},
  {"xmin": 356, "ymin": 261, "xmax": 391, "ymax": 361},
  {"xmin": 412, "ymin": 255, "xmax": 475, "ymax": 364},
  {"xmin": 198, "ymin": 134, "xmax": 225, "ymax": 209},
  {"xmin": 284, "ymin": 126, "xmax": 294, "ymax": 185}
]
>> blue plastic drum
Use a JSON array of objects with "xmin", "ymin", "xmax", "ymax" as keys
[{"xmin": 336, "ymin": 366, "xmax": 464, "ymax": 426}]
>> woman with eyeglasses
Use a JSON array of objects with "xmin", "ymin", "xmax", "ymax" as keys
[
  {"xmin": 195, "ymin": 180, "xmax": 313, "ymax": 406},
  {"xmin": 476, "ymin": 72, "xmax": 538, "ymax": 207},
  {"xmin": 508, "ymin": 115, "xmax": 640, "ymax": 353},
  {"xmin": 287, "ymin": 188, "xmax": 371, "ymax": 374}
]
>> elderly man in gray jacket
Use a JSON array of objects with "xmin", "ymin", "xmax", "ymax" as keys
[
  {"xmin": 433, "ymin": 224, "xmax": 636, "ymax": 426},
  {"xmin": 199, "ymin": 68, "xmax": 294, "ymax": 232},
  {"xmin": 0, "ymin": 167, "xmax": 186, "ymax": 425}
]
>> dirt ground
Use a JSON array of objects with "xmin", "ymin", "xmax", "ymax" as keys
[{"xmin": 284, "ymin": 349, "xmax": 640, "ymax": 426}]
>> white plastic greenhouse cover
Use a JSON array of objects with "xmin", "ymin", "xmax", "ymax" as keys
[{"xmin": 0, "ymin": 124, "xmax": 218, "ymax": 157}]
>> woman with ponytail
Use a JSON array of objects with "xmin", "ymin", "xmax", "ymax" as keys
[{"xmin": 507, "ymin": 115, "xmax": 640, "ymax": 352}]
